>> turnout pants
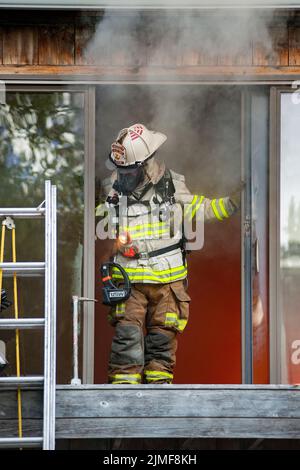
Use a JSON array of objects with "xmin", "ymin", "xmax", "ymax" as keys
[{"xmin": 107, "ymin": 280, "xmax": 190, "ymax": 384}]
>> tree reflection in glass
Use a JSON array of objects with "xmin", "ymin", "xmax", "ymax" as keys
[{"xmin": 0, "ymin": 92, "xmax": 84, "ymax": 384}]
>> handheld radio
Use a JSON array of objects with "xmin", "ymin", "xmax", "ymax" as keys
[{"xmin": 100, "ymin": 262, "xmax": 131, "ymax": 306}]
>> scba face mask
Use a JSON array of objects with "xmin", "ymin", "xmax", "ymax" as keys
[{"xmin": 116, "ymin": 166, "xmax": 145, "ymax": 195}]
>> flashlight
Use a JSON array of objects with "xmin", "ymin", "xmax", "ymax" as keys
[{"xmin": 117, "ymin": 231, "xmax": 139, "ymax": 258}]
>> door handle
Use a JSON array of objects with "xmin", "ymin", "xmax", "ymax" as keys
[
  {"xmin": 71, "ymin": 296, "xmax": 98, "ymax": 386},
  {"xmin": 255, "ymin": 237, "xmax": 259, "ymax": 273}
]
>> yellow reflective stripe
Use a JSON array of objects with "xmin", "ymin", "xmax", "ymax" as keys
[
  {"xmin": 184, "ymin": 195, "xmax": 198, "ymax": 217},
  {"xmin": 219, "ymin": 198, "xmax": 229, "ymax": 218},
  {"xmin": 113, "ymin": 267, "xmax": 187, "ymax": 283},
  {"xmin": 111, "ymin": 373, "xmax": 141, "ymax": 384},
  {"xmin": 184, "ymin": 195, "xmax": 197, "ymax": 216},
  {"xmin": 165, "ymin": 313, "xmax": 188, "ymax": 332},
  {"xmin": 146, "ymin": 378, "xmax": 172, "ymax": 383},
  {"xmin": 130, "ymin": 229, "xmax": 169, "ymax": 239},
  {"xmin": 115, "ymin": 303, "xmax": 125, "ymax": 315},
  {"xmin": 113, "ymin": 265, "xmax": 186, "ymax": 275},
  {"xmin": 177, "ymin": 319, "xmax": 187, "ymax": 332},
  {"xmin": 95, "ymin": 203, "xmax": 107, "ymax": 216},
  {"xmin": 112, "ymin": 380, "xmax": 139, "ymax": 384},
  {"xmin": 165, "ymin": 312, "xmax": 178, "ymax": 325},
  {"xmin": 113, "ymin": 272, "xmax": 187, "ymax": 283},
  {"xmin": 113, "ymin": 271, "xmax": 187, "ymax": 283},
  {"xmin": 190, "ymin": 195, "xmax": 204, "ymax": 220},
  {"xmin": 113, "ymin": 373, "xmax": 141, "ymax": 379},
  {"xmin": 211, "ymin": 199, "xmax": 223, "ymax": 221},
  {"xmin": 121, "ymin": 222, "xmax": 167, "ymax": 232},
  {"xmin": 184, "ymin": 195, "xmax": 205, "ymax": 220},
  {"xmin": 144, "ymin": 370, "xmax": 173, "ymax": 379},
  {"xmin": 145, "ymin": 371, "xmax": 173, "ymax": 378}
]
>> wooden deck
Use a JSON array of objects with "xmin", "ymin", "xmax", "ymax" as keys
[{"xmin": 1, "ymin": 384, "xmax": 300, "ymax": 440}]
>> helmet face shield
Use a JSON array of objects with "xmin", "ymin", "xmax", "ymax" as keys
[{"xmin": 117, "ymin": 166, "xmax": 145, "ymax": 195}]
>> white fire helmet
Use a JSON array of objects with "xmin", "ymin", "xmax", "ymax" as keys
[{"xmin": 107, "ymin": 123, "xmax": 167, "ymax": 169}]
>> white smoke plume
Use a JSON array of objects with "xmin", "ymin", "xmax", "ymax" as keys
[{"xmin": 86, "ymin": 6, "xmax": 286, "ymax": 199}]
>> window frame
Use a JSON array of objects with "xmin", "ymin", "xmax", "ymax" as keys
[
  {"xmin": 4, "ymin": 84, "xmax": 96, "ymax": 384},
  {"xmin": 269, "ymin": 85, "xmax": 300, "ymax": 384},
  {"xmin": 4, "ymin": 80, "xmax": 297, "ymax": 385}
]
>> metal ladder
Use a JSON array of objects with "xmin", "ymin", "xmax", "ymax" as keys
[{"xmin": 0, "ymin": 180, "xmax": 57, "ymax": 450}]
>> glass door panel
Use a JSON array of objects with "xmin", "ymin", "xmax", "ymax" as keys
[
  {"xmin": 249, "ymin": 89, "xmax": 270, "ymax": 384},
  {"xmin": 94, "ymin": 85, "xmax": 242, "ymax": 384},
  {"xmin": 0, "ymin": 90, "xmax": 85, "ymax": 384},
  {"xmin": 279, "ymin": 93, "xmax": 300, "ymax": 384}
]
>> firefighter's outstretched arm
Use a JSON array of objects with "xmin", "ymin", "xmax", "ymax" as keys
[
  {"xmin": 201, "ymin": 181, "xmax": 244, "ymax": 222},
  {"xmin": 201, "ymin": 193, "xmax": 239, "ymax": 222},
  {"xmin": 175, "ymin": 175, "xmax": 243, "ymax": 223}
]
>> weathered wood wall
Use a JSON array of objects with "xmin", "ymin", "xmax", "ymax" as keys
[
  {"xmin": 1, "ymin": 385, "xmax": 300, "ymax": 439},
  {"xmin": 0, "ymin": 9, "xmax": 298, "ymax": 79}
]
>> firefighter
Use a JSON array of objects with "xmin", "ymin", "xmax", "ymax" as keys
[{"xmin": 96, "ymin": 123, "xmax": 241, "ymax": 385}]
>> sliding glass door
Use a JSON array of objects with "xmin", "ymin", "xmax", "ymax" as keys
[
  {"xmin": 270, "ymin": 88, "xmax": 300, "ymax": 384},
  {"xmin": 0, "ymin": 86, "xmax": 95, "ymax": 384}
]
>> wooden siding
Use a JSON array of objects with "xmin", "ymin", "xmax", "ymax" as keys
[
  {"xmin": 1, "ymin": 385, "xmax": 300, "ymax": 439},
  {"xmin": 289, "ymin": 25, "xmax": 300, "ymax": 65},
  {"xmin": 38, "ymin": 25, "xmax": 75, "ymax": 65},
  {"xmin": 0, "ymin": 10, "xmax": 297, "ymax": 79}
]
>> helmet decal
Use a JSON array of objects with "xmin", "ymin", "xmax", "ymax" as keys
[
  {"xmin": 129, "ymin": 124, "xmax": 144, "ymax": 141},
  {"xmin": 108, "ymin": 124, "xmax": 166, "ymax": 168},
  {"xmin": 111, "ymin": 142, "xmax": 126, "ymax": 165}
]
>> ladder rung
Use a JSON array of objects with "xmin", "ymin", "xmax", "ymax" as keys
[
  {"xmin": 0, "ymin": 183, "xmax": 57, "ymax": 449},
  {"xmin": 0, "ymin": 376, "xmax": 44, "ymax": 387},
  {"xmin": 0, "ymin": 262, "xmax": 45, "ymax": 273},
  {"xmin": 0, "ymin": 208, "xmax": 45, "ymax": 218},
  {"xmin": 0, "ymin": 318, "xmax": 45, "ymax": 329},
  {"xmin": 0, "ymin": 437, "xmax": 43, "ymax": 448}
]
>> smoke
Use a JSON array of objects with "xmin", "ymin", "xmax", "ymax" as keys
[
  {"xmin": 87, "ymin": 7, "xmax": 281, "ymax": 209},
  {"xmin": 88, "ymin": 4, "xmax": 279, "ymax": 381},
  {"xmin": 85, "ymin": 8, "xmax": 278, "ymax": 72}
]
